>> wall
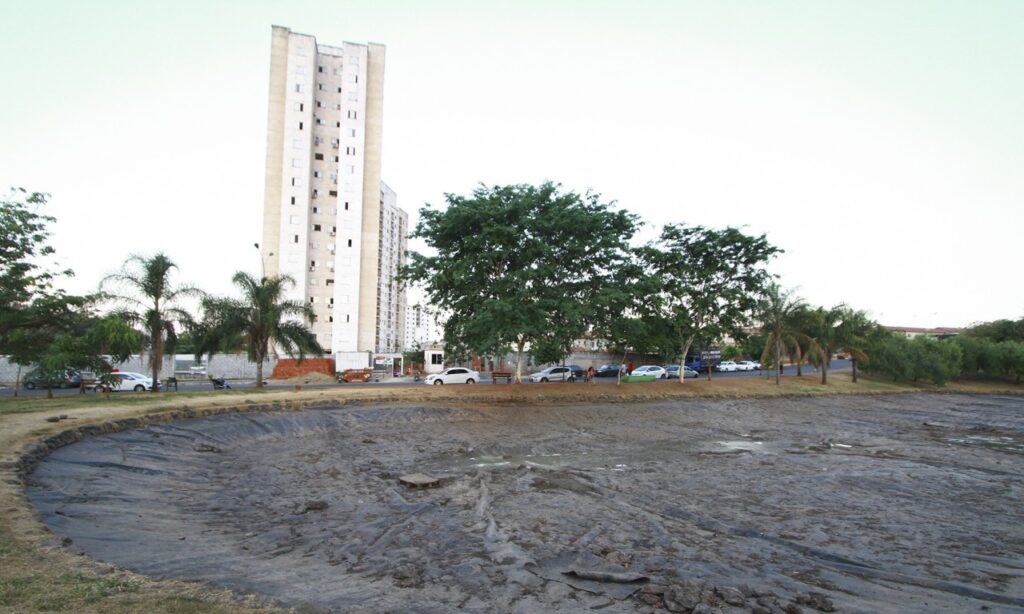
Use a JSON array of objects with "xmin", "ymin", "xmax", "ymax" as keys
[{"xmin": 0, "ymin": 354, "xmax": 276, "ymax": 386}]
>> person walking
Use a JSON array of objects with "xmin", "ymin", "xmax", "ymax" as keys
[{"xmin": 586, "ymin": 366, "xmax": 595, "ymax": 383}]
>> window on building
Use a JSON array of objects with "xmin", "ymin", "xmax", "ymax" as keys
[
  {"xmin": 298, "ymin": 121, "xmax": 303, "ymax": 130},
  {"xmin": 290, "ymin": 196, "xmax": 296, "ymax": 205},
  {"xmin": 309, "ymin": 297, "xmax": 315, "ymax": 304},
  {"xmin": 328, "ymin": 316, "xmax": 333, "ymax": 323},
  {"xmin": 347, "ymin": 239, "xmax": 353, "ymax": 247},
  {"xmin": 329, "ymin": 190, "xmax": 338, "ymax": 197},
  {"xmin": 348, "ymin": 128, "xmax": 356, "ymax": 137},
  {"xmin": 314, "ymin": 153, "xmax": 324, "ymax": 160},
  {"xmin": 326, "ymin": 279, "xmax": 334, "ymax": 286},
  {"xmin": 336, "ymin": 121, "xmax": 341, "ymax": 128},
  {"xmin": 314, "ymin": 224, "xmax": 322, "ymax": 231},
  {"xmin": 317, "ymin": 83, "xmax": 325, "ymax": 91},
  {"xmin": 347, "ymin": 110, "xmax": 357, "ymax": 119},
  {"xmin": 311, "ymin": 189, "xmax": 318, "ymax": 199},
  {"xmin": 316, "ymin": 100, "xmax": 323, "ymax": 108},
  {"xmin": 294, "ymin": 103, "xmax": 303, "ymax": 111},
  {"xmin": 346, "ymin": 314, "xmax": 350, "ymax": 323},
  {"xmin": 344, "ymin": 202, "xmax": 349, "ymax": 210},
  {"xmin": 332, "ymin": 155, "xmax": 339, "ymax": 162},
  {"xmin": 343, "ymin": 165, "xmax": 355, "ymax": 174},
  {"xmin": 318, "ymin": 65, "xmax": 324, "ymax": 73},
  {"xmin": 337, "ymin": 86, "xmax": 342, "ymax": 93},
  {"xmin": 346, "ymin": 146, "xmax": 356, "ymax": 155},
  {"xmin": 293, "ymin": 235, "xmax": 299, "ymax": 243},
  {"xmin": 313, "ymin": 171, "xmax": 321, "ymax": 178},
  {"xmin": 295, "ymin": 84, "xmax": 303, "ymax": 92}
]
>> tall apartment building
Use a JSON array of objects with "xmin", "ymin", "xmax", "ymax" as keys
[{"xmin": 261, "ymin": 25, "xmax": 406, "ymax": 358}]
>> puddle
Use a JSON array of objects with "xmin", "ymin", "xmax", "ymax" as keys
[{"xmin": 946, "ymin": 435, "xmax": 1024, "ymax": 454}]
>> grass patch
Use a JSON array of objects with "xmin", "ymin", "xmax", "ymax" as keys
[
  {"xmin": 0, "ymin": 389, "xmax": 267, "ymax": 417},
  {"xmin": 0, "ymin": 573, "xmax": 140, "ymax": 610}
]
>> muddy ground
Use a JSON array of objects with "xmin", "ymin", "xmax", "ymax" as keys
[{"xmin": 25, "ymin": 394, "xmax": 1024, "ymax": 613}]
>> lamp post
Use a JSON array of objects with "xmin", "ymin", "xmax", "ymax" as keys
[{"xmin": 254, "ymin": 243, "xmax": 274, "ymax": 279}]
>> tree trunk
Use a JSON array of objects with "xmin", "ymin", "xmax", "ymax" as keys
[
  {"xmin": 795, "ymin": 344, "xmax": 803, "ymax": 377},
  {"xmin": 47, "ymin": 384, "xmax": 54, "ymax": 399},
  {"xmin": 775, "ymin": 339, "xmax": 782, "ymax": 385},
  {"xmin": 151, "ymin": 326, "xmax": 162, "ymax": 393},
  {"xmin": 678, "ymin": 338, "xmax": 694, "ymax": 383},
  {"xmin": 852, "ymin": 358, "xmax": 858, "ymax": 383},
  {"xmin": 256, "ymin": 358, "xmax": 264, "ymax": 389},
  {"xmin": 514, "ymin": 341, "xmax": 525, "ymax": 384},
  {"xmin": 14, "ymin": 365, "xmax": 20, "ymax": 398},
  {"xmin": 821, "ymin": 348, "xmax": 828, "ymax": 385}
]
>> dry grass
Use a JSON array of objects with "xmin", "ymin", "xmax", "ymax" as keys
[{"xmin": 1, "ymin": 373, "xmax": 1019, "ymax": 612}]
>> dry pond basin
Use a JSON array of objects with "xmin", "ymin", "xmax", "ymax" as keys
[{"xmin": 26, "ymin": 394, "xmax": 1024, "ymax": 612}]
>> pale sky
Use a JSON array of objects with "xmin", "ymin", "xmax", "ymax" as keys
[{"xmin": 1, "ymin": 0, "xmax": 1021, "ymax": 328}]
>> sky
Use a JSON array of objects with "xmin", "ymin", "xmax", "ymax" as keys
[{"xmin": 1, "ymin": 0, "xmax": 1021, "ymax": 328}]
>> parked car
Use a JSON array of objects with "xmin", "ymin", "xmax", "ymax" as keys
[
  {"xmin": 528, "ymin": 366, "xmax": 576, "ymax": 383},
  {"xmin": 736, "ymin": 360, "xmax": 760, "ymax": 371},
  {"xmin": 665, "ymin": 365, "xmax": 699, "ymax": 379},
  {"xmin": 567, "ymin": 364, "xmax": 585, "ymax": 379},
  {"xmin": 23, "ymin": 368, "xmax": 82, "ymax": 389},
  {"xmin": 424, "ymin": 367, "xmax": 479, "ymax": 385},
  {"xmin": 92, "ymin": 371, "xmax": 155, "ymax": 392},
  {"xmin": 594, "ymin": 364, "xmax": 625, "ymax": 378},
  {"xmin": 631, "ymin": 365, "xmax": 667, "ymax": 379},
  {"xmin": 716, "ymin": 360, "xmax": 739, "ymax": 372}
]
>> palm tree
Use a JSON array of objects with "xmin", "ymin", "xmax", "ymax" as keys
[
  {"xmin": 102, "ymin": 253, "xmax": 200, "ymax": 392},
  {"xmin": 200, "ymin": 272, "xmax": 323, "ymax": 388},
  {"xmin": 834, "ymin": 307, "xmax": 872, "ymax": 383},
  {"xmin": 807, "ymin": 306, "xmax": 846, "ymax": 385},
  {"xmin": 758, "ymin": 286, "xmax": 809, "ymax": 385}
]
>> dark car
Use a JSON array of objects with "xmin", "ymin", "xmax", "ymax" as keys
[
  {"xmin": 23, "ymin": 368, "xmax": 81, "ymax": 389},
  {"xmin": 594, "ymin": 364, "xmax": 625, "ymax": 378},
  {"xmin": 567, "ymin": 364, "xmax": 585, "ymax": 379}
]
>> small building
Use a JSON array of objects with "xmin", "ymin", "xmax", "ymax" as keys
[{"xmin": 423, "ymin": 348, "xmax": 445, "ymax": 374}]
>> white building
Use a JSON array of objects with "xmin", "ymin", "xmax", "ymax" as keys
[
  {"xmin": 261, "ymin": 25, "xmax": 406, "ymax": 356},
  {"xmin": 405, "ymin": 302, "xmax": 444, "ymax": 351}
]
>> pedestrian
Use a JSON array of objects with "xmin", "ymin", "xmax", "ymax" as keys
[
  {"xmin": 586, "ymin": 366, "xmax": 595, "ymax": 383},
  {"xmin": 627, "ymin": 361, "xmax": 635, "ymax": 375}
]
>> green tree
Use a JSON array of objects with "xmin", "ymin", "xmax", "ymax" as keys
[
  {"xmin": 639, "ymin": 225, "xmax": 780, "ymax": 382},
  {"xmin": 964, "ymin": 318, "xmax": 1024, "ymax": 343},
  {"xmin": 834, "ymin": 306, "xmax": 874, "ymax": 383},
  {"xmin": 102, "ymin": 253, "xmax": 201, "ymax": 391},
  {"xmin": 402, "ymin": 182, "xmax": 639, "ymax": 383},
  {"xmin": 758, "ymin": 286, "xmax": 810, "ymax": 385},
  {"xmin": 999, "ymin": 341, "xmax": 1024, "ymax": 384},
  {"xmin": 198, "ymin": 272, "xmax": 323, "ymax": 387}
]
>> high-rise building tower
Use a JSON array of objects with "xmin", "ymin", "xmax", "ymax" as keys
[{"xmin": 261, "ymin": 25, "xmax": 405, "ymax": 357}]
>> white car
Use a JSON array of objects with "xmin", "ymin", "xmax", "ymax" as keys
[
  {"xmin": 528, "ymin": 366, "xmax": 576, "ymax": 383},
  {"xmin": 716, "ymin": 361, "xmax": 739, "ymax": 372},
  {"xmin": 93, "ymin": 371, "xmax": 155, "ymax": 392},
  {"xmin": 631, "ymin": 365, "xmax": 667, "ymax": 379},
  {"xmin": 736, "ymin": 361, "xmax": 760, "ymax": 371},
  {"xmin": 424, "ymin": 367, "xmax": 479, "ymax": 385}
]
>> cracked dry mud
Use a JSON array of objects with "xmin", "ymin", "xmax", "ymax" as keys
[{"xmin": 27, "ymin": 394, "xmax": 1024, "ymax": 612}]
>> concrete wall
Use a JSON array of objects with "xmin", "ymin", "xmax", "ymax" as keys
[{"xmin": 0, "ymin": 354, "xmax": 276, "ymax": 386}]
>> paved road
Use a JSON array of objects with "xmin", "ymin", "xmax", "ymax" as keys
[{"xmin": 0, "ymin": 360, "xmax": 853, "ymax": 398}]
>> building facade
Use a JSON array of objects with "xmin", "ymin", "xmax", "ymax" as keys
[
  {"xmin": 261, "ymin": 25, "xmax": 405, "ymax": 355},
  {"xmin": 404, "ymin": 302, "xmax": 444, "ymax": 350}
]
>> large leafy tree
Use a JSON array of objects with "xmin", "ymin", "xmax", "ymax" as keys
[
  {"xmin": 403, "ymin": 182, "xmax": 639, "ymax": 382},
  {"xmin": 102, "ymin": 253, "xmax": 201, "ymax": 391},
  {"xmin": 0, "ymin": 188, "xmax": 73, "ymax": 343},
  {"xmin": 198, "ymin": 272, "xmax": 323, "ymax": 387},
  {"xmin": 639, "ymin": 225, "xmax": 780, "ymax": 382}
]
